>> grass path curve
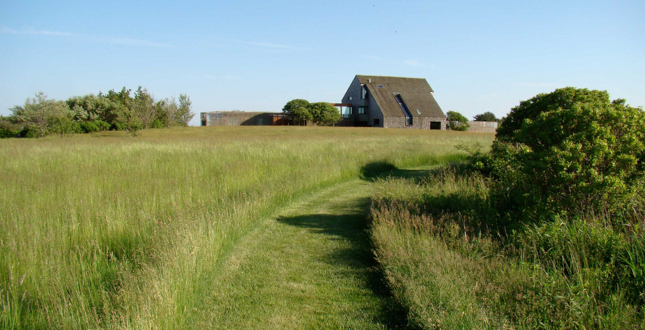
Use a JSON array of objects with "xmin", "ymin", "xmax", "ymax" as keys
[{"xmin": 192, "ymin": 180, "xmax": 409, "ymax": 329}]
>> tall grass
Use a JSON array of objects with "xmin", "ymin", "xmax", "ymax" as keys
[
  {"xmin": 0, "ymin": 126, "xmax": 493, "ymax": 329},
  {"xmin": 370, "ymin": 166, "xmax": 645, "ymax": 329}
]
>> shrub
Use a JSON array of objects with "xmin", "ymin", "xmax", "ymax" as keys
[
  {"xmin": 95, "ymin": 120, "xmax": 111, "ymax": 131},
  {"xmin": 446, "ymin": 111, "xmax": 470, "ymax": 131},
  {"xmin": 151, "ymin": 119, "xmax": 165, "ymax": 129},
  {"xmin": 489, "ymin": 88, "xmax": 645, "ymax": 223},
  {"xmin": 80, "ymin": 121, "xmax": 100, "ymax": 133}
]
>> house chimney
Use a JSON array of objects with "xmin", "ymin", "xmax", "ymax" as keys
[{"xmin": 368, "ymin": 79, "xmax": 372, "ymax": 83}]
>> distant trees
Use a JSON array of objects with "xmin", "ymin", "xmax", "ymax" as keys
[
  {"xmin": 446, "ymin": 111, "xmax": 470, "ymax": 131},
  {"xmin": 282, "ymin": 99, "xmax": 341, "ymax": 126},
  {"xmin": 473, "ymin": 111, "xmax": 498, "ymax": 122},
  {"xmin": 2, "ymin": 87, "xmax": 195, "ymax": 138}
]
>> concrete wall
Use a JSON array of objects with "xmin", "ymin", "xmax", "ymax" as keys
[
  {"xmin": 202, "ymin": 112, "xmax": 285, "ymax": 126},
  {"xmin": 467, "ymin": 121, "xmax": 498, "ymax": 133}
]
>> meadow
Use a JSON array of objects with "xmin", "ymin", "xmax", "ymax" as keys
[{"xmin": 0, "ymin": 126, "xmax": 492, "ymax": 329}]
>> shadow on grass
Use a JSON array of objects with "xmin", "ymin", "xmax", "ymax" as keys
[
  {"xmin": 360, "ymin": 161, "xmax": 442, "ymax": 184},
  {"xmin": 277, "ymin": 200, "xmax": 418, "ymax": 329}
]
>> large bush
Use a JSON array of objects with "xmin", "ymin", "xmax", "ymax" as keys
[{"xmin": 489, "ymin": 87, "xmax": 645, "ymax": 222}]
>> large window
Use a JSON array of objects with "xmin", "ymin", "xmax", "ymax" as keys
[
  {"xmin": 361, "ymin": 85, "xmax": 367, "ymax": 99},
  {"xmin": 335, "ymin": 105, "xmax": 352, "ymax": 118},
  {"xmin": 358, "ymin": 106, "xmax": 367, "ymax": 115},
  {"xmin": 394, "ymin": 94, "xmax": 413, "ymax": 126}
]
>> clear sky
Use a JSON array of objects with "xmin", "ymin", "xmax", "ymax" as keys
[{"xmin": 1, "ymin": 0, "xmax": 643, "ymax": 126}]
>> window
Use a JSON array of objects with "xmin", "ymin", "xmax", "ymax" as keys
[
  {"xmin": 374, "ymin": 118, "xmax": 380, "ymax": 126},
  {"xmin": 430, "ymin": 122, "xmax": 441, "ymax": 130},
  {"xmin": 377, "ymin": 84, "xmax": 384, "ymax": 88},
  {"xmin": 349, "ymin": 96, "xmax": 352, "ymax": 101},
  {"xmin": 361, "ymin": 85, "xmax": 367, "ymax": 99},
  {"xmin": 358, "ymin": 106, "xmax": 367, "ymax": 114},
  {"xmin": 394, "ymin": 94, "xmax": 413, "ymax": 126}
]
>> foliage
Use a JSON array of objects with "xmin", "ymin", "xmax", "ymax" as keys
[
  {"xmin": 446, "ymin": 110, "xmax": 470, "ymax": 131},
  {"xmin": 4, "ymin": 87, "xmax": 194, "ymax": 138},
  {"xmin": 496, "ymin": 87, "xmax": 610, "ymax": 142},
  {"xmin": 282, "ymin": 99, "xmax": 312, "ymax": 125},
  {"xmin": 473, "ymin": 111, "xmax": 498, "ymax": 122},
  {"xmin": 175, "ymin": 94, "xmax": 194, "ymax": 126},
  {"xmin": 309, "ymin": 102, "xmax": 341, "ymax": 126},
  {"xmin": 282, "ymin": 99, "xmax": 341, "ymax": 126},
  {"xmin": 10, "ymin": 92, "xmax": 71, "ymax": 137},
  {"xmin": 489, "ymin": 88, "xmax": 645, "ymax": 223},
  {"xmin": 0, "ymin": 116, "xmax": 21, "ymax": 138}
]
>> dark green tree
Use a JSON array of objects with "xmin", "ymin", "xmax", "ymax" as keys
[
  {"xmin": 446, "ymin": 111, "xmax": 470, "ymax": 131},
  {"xmin": 473, "ymin": 111, "xmax": 498, "ymax": 122},
  {"xmin": 282, "ymin": 99, "xmax": 312, "ymax": 125},
  {"xmin": 309, "ymin": 102, "xmax": 341, "ymax": 126}
]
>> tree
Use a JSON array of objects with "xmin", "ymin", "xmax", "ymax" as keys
[
  {"xmin": 282, "ymin": 99, "xmax": 312, "ymax": 125},
  {"xmin": 175, "ymin": 94, "xmax": 194, "ymax": 126},
  {"xmin": 309, "ymin": 102, "xmax": 341, "ymax": 126},
  {"xmin": 132, "ymin": 87, "xmax": 156, "ymax": 129},
  {"xmin": 10, "ymin": 92, "xmax": 70, "ymax": 137},
  {"xmin": 446, "ymin": 111, "xmax": 470, "ymax": 131},
  {"xmin": 473, "ymin": 111, "xmax": 498, "ymax": 122}
]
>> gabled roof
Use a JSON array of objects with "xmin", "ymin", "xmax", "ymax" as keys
[{"xmin": 356, "ymin": 75, "xmax": 445, "ymax": 118}]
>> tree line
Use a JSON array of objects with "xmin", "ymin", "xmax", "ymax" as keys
[{"xmin": 0, "ymin": 87, "xmax": 194, "ymax": 138}]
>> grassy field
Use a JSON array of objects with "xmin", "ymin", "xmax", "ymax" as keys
[
  {"xmin": 370, "ymin": 166, "xmax": 645, "ymax": 329},
  {"xmin": 0, "ymin": 126, "xmax": 493, "ymax": 329}
]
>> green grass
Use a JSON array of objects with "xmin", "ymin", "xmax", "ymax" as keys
[
  {"xmin": 0, "ymin": 126, "xmax": 493, "ymax": 329},
  {"xmin": 193, "ymin": 180, "xmax": 401, "ymax": 329},
  {"xmin": 369, "ymin": 166, "xmax": 645, "ymax": 329}
]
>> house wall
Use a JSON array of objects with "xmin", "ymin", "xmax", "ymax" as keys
[
  {"xmin": 382, "ymin": 117, "xmax": 446, "ymax": 129},
  {"xmin": 342, "ymin": 76, "xmax": 384, "ymax": 127}
]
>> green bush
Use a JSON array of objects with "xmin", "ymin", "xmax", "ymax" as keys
[
  {"xmin": 95, "ymin": 120, "xmax": 111, "ymax": 131},
  {"xmin": 19, "ymin": 126, "xmax": 39, "ymax": 138},
  {"xmin": 489, "ymin": 88, "xmax": 645, "ymax": 223},
  {"xmin": 80, "ymin": 121, "xmax": 100, "ymax": 133},
  {"xmin": 446, "ymin": 111, "xmax": 470, "ymax": 131},
  {"xmin": 151, "ymin": 119, "xmax": 165, "ymax": 129}
]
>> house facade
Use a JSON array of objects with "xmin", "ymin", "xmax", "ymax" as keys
[{"xmin": 340, "ymin": 75, "xmax": 446, "ymax": 129}]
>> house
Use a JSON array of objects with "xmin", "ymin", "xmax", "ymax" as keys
[{"xmin": 339, "ymin": 75, "xmax": 446, "ymax": 129}]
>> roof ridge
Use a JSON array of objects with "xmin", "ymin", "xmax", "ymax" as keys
[{"xmin": 356, "ymin": 74, "xmax": 425, "ymax": 80}]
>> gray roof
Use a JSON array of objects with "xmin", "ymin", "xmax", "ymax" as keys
[{"xmin": 356, "ymin": 75, "xmax": 445, "ymax": 118}]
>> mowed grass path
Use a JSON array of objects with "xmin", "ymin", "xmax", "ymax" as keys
[{"xmin": 195, "ymin": 180, "xmax": 407, "ymax": 329}]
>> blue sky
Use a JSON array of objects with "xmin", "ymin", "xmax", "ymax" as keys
[{"xmin": 1, "ymin": 0, "xmax": 643, "ymax": 126}]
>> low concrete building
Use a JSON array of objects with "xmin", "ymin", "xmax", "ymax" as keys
[
  {"xmin": 201, "ymin": 111, "xmax": 291, "ymax": 126},
  {"xmin": 340, "ymin": 75, "xmax": 446, "ymax": 129},
  {"xmin": 467, "ymin": 121, "xmax": 498, "ymax": 133}
]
